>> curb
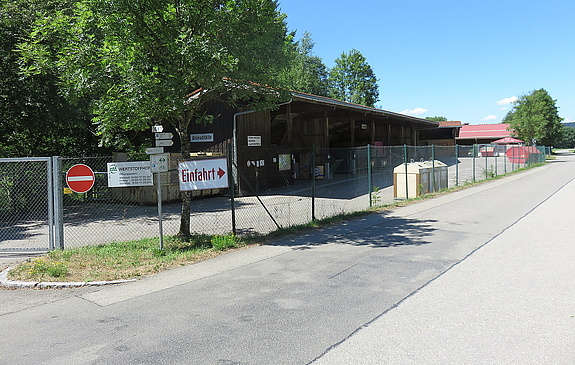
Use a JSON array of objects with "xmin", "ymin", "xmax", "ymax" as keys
[{"xmin": 0, "ymin": 266, "xmax": 137, "ymax": 289}]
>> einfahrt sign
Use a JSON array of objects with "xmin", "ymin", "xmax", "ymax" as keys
[
  {"xmin": 66, "ymin": 164, "xmax": 95, "ymax": 193},
  {"xmin": 178, "ymin": 158, "xmax": 229, "ymax": 191}
]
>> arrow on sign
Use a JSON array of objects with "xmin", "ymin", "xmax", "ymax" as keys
[
  {"xmin": 156, "ymin": 139, "xmax": 174, "ymax": 147},
  {"xmin": 217, "ymin": 167, "xmax": 226, "ymax": 179}
]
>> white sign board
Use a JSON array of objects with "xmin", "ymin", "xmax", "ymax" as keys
[
  {"xmin": 190, "ymin": 133, "xmax": 214, "ymax": 143},
  {"xmin": 179, "ymin": 159, "xmax": 229, "ymax": 191},
  {"xmin": 107, "ymin": 161, "xmax": 153, "ymax": 187},
  {"xmin": 155, "ymin": 139, "xmax": 174, "ymax": 147},
  {"xmin": 247, "ymin": 135, "xmax": 262, "ymax": 146},
  {"xmin": 150, "ymin": 153, "xmax": 169, "ymax": 173},
  {"xmin": 145, "ymin": 147, "xmax": 164, "ymax": 155},
  {"xmin": 155, "ymin": 132, "xmax": 173, "ymax": 140}
]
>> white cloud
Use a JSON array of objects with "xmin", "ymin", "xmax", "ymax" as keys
[
  {"xmin": 483, "ymin": 115, "xmax": 497, "ymax": 121},
  {"xmin": 496, "ymin": 96, "xmax": 518, "ymax": 105},
  {"xmin": 400, "ymin": 107, "xmax": 428, "ymax": 115},
  {"xmin": 563, "ymin": 117, "xmax": 575, "ymax": 123}
]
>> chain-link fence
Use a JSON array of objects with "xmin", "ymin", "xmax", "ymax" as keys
[
  {"xmin": 0, "ymin": 157, "xmax": 53, "ymax": 251},
  {"xmin": 1, "ymin": 144, "xmax": 548, "ymax": 251}
]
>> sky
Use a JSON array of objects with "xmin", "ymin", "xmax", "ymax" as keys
[{"xmin": 278, "ymin": 0, "xmax": 575, "ymax": 124}]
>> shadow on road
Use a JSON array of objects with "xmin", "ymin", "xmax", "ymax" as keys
[{"xmin": 267, "ymin": 212, "xmax": 437, "ymax": 249}]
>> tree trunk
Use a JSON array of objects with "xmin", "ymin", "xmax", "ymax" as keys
[{"xmin": 176, "ymin": 112, "xmax": 193, "ymax": 241}]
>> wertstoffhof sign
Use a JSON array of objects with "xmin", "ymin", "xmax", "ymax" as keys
[
  {"xmin": 107, "ymin": 161, "xmax": 153, "ymax": 187},
  {"xmin": 178, "ymin": 159, "xmax": 229, "ymax": 191}
]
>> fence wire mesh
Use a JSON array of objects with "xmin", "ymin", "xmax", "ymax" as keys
[
  {"xmin": 0, "ymin": 158, "xmax": 52, "ymax": 251},
  {"xmin": 2, "ymin": 144, "xmax": 547, "ymax": 250}
]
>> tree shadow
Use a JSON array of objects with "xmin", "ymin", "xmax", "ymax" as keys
[{"xmin": 266, "ymin": 212, "xmax": 436, "ymax": 249}]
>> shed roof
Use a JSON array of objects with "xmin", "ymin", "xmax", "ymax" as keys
[
  {"xmin": 291, "ymin": 91, "xmax": 438, "ymax": 129},
  {"xmin": 456, "ymin": 123, "xmax": 512, "ymax": 140}
]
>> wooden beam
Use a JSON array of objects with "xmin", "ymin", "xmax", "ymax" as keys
[
  {"xmin": 351, "ymin": 117, "xmax": 355, "ymax": 147},
  {"xmin": 324, "ymin": 111, "xmax": 329, "ymax": 149},
  {"xmin": 287, "ymin": 103, "xmax": 293, "ymax": 146}
]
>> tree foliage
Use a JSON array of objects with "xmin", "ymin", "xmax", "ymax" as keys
[
  {"xmin": 503, "ymin": 89, "xmax": 563, "ymax": 146},
  {"xmin": 329, "ymin": 49, "xmax": 379, "ymax": 107},
  {"xmin": 425, "ymin": 116, "xmax": 447, "ymax": 122},
  {"xmin": 555, "ymin": 126, "xmax": 575, "ymax": 149},
  {"xmin": 0, "ymin": 0, "xmax": 99, "ymax": 157},
  {"xmin": 18, "ymin": 0, "xmax": 292, "ymax": 151},
  {"xmin": 279, "ymin": 32, "xmax": 329, "ymax": 96}
]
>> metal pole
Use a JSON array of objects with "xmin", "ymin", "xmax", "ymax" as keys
[
  {"xmin": 156, "ymin": 171, "xmax": 164, "ymax": 250},
  {"xmin": 431, "ymin": 145, "xmax": 435, "ymax": 192},
  {"xmin": 472, "ymin": 144, "xmax": 476, "ymax": 182},
  {"xmin": 311, "ymin": 145, "xmax": 316, "ymax": 221},
  {"xmin": 367, "ymin": 144, "xmax": 372, "ymax": 207},
  {"xmin": 404, "ymin": 144, "xmax": 409, "ymax": 199},
  {"xmin": 51, "ymin": 156, "xmax": 64, "ymax": 249},
  {"xmin": 455, "ymin": 144, "xmax": 459, "ymax": 186},
  {"xmin": 47, "ymin": 157, "xmax": 55, "ymax": 251},
  {"xmin": 228, "ymin": 143, "xmax": 236, "ymax": 235},
  {"xmin": 484, "ymin": 146, "xmax": 488, "ymax": 179}
]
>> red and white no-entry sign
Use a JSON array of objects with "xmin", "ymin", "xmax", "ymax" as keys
[{"xmin": 66, "ymin": 164, "xmax": 95, "ymax": 193}]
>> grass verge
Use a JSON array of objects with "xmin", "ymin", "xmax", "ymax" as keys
[
  {"xmin": 8, "ymin": 235, "xmax": 248, "ymax": 283},
  {"xmin": 7, "ymin": 162, "xmax": 547, "ymax": 284}
]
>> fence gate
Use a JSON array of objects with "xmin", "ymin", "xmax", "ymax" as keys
[{"xmin": 0, "ymin": 157, "xmax": 60, "ymax": 252}]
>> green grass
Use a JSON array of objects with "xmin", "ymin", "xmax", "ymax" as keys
[{"xmin": 8, "ymin": 235, "xmax": 245, "ymax": 282}]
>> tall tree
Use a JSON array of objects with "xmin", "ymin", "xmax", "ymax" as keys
[
  {"xmin": 19, "ymin": 0, "xmax": 292, "ymax": 239},
  {"xmin": 503, "ymin": 89, "xmax": 563, "ymax": 146},
  {"xmin": 0, "ymin": 0, "xmax": 99, "ymax": 157},
  {"xmin": 329, "ymin": 49, "xmax": 379, "ymax": 107},
  {"xmin": 279, "ymin": 32, "xmax": 329, "ymax": 96}
]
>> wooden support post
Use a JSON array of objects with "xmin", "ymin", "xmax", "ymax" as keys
[
  {"xmin": 351, "ymin": 117, "xmax": 356, "ymax": 147},
  {"xmin": 287, "ymin": 103, "xmax": 293, "ymax": 146}
]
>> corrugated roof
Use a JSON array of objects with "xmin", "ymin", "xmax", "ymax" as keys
[
  {"xmin": 456, "ymin": 123, "xmax": 512, "ymax": 140},
  {"xmin": 291, "ymin": 91, "xmax": 438, "ymax": 128}
]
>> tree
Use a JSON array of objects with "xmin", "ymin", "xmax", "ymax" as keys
[
  {"xmin": 329, "ymin": 49, "xmax": 379, "ymax": 107},
  {"xmin": 279, "ymin": 32, "xmax": 329, "ymax": 96},
  {"xmin": 503, "ymin": 89, "xmax": 563, "ymax": 146},
  {"xmin": 19, "ymin": 0, "xmax": 292, "ymax": 239},
  {"xmin": 0, "ymin": 0, "xmax": 100, "ymax": 157},
  {"xmin": 425, "ymin": 116, "xmax": 447, "ymax": 122},
  {"xmin": 555, "ymin": 126, "xmax": 575, "ymax": 149}
]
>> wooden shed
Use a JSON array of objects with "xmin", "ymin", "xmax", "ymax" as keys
[{"xmin": 183, "ymin": 91, "xmax": 439, "ymax": 193}]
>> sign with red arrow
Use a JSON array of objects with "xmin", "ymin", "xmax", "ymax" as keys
[
  {"xmin": 66, "ymin": 164, "xmax": 95, "ymax": 193},
  {"xmin": 178, "ymin": 158, "xmax": 229, "ymax": 191}
]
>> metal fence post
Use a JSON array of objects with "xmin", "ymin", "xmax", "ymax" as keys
[
  {"xmin": 311, "ymin": 145, "xmax": 316, "ymax": 221},
  {"xmin": 484, "ymin": 146, "xmax": 488, "ymax": 178},
  {"xmin": 367, "ymin": 144, "xmax": 372, "ymax": 207},
  {"xmin": 455, "ymin": 144, "xmax": 459, "ymax": 186},
  {"xmin": 431, "ymin": 144, "xmax": 435, "ymax": 192},
  {"xmin": 404, "ymin": 144, "xmax": 409, "ymax": 199},
  {"xmin": 51, "ymin": 156, "xmax": 64, "ymax": 249},
  {"xmin": 472, "ymin": 144, "xmax": 477, "ymax": 182},
  {"xmin": 227, "ymin": 143, "xmax": 236, "ymax": 235}
]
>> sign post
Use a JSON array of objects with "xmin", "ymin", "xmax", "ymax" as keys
[
  {"xmin": 66, "ymin": 164, "xmax": 95, "ymax": 193},
  {"xmin": 150, "ymin": 153, "xmax": 169, "ymax": 250}
]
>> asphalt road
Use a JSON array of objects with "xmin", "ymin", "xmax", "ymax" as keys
[{"xmin": 0, "ymin": 152, "xmax": 573, "ymax": 364}]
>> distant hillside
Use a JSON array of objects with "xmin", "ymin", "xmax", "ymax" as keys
[{"xmin": 562, "ymin": 122, "xmax": 575, "ymax": 128}]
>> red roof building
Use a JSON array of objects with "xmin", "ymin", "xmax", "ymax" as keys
[{"xmin": 456, "ymin": 123, "xmax": 513, "ymax": 145}]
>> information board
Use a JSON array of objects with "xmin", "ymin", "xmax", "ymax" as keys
[
  {"xmin": 107, "ymin": 161, "xmax": 153, "ymax": 187},
  {"xmin": 179, "ymin": 159, "xmax": 229, "ymax": 191}
]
